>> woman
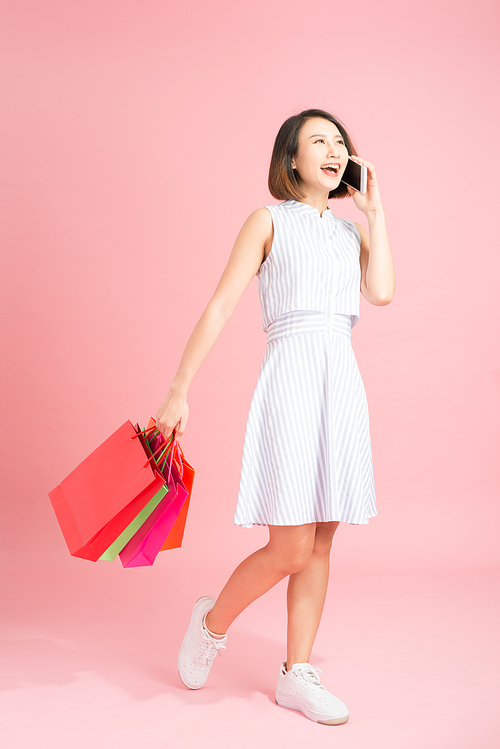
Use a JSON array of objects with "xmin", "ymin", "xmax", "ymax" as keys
[{"xmin": 156, "ymin": 108, "xmax": 395, "ymax": 725}]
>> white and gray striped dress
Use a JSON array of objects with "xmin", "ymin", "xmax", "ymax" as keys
[{"xmin": 233, "ymin": 199, "xmax": 377, "ymax": 527}]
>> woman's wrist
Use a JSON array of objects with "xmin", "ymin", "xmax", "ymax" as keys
[
  {"xmin": 366, "ymin": 205, "xmax": 386, "ymax": 224},
  {"xmin": 170, "ymin": 380, "xmax": 189, "ymax": 399}
]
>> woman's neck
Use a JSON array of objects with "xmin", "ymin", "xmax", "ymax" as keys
[{"xmin": 294, "ymin": 187, "xmax": 330, "ymax": 216}]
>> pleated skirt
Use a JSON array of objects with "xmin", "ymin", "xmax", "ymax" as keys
[{"xmin": 233, "ymin": 311, "xmax": 377, "ymax": 527}]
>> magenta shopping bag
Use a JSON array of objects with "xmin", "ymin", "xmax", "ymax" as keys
[{"xmin": 118, "ymin": 441, "xmax": 189, "ymax": 568}]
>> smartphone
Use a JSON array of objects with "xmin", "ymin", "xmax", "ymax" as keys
[{"xmin": 341, "ymin": 157, "xmax": 367, "ymax": 194}]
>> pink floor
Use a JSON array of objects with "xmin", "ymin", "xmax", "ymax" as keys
[{"xmin": 1, "ymin": 557, "xmax": 499, "ymax": 749}]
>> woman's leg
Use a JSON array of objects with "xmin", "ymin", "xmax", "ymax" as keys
[
  {"xmin": 205, "ymin": 523, "xmax": 317, "ymax": 635},
  {"xmin": 286, "ymin": 521, "xmax": 340, "ymax": 669}
]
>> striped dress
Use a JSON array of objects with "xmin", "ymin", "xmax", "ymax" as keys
[{"xmin": 233, "ymin": 199, "xmax": 377, "ymax": 527}]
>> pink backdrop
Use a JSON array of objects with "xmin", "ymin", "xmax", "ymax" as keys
[{"xmin": 1, "ymin": 1, "xmax": 499, "ymax": 747}]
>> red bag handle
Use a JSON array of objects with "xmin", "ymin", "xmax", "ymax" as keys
[{"xmin": 132, "ymin": 424, "xmax": 158, "ymax": 438}]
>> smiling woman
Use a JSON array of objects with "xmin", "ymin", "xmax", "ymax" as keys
[
  {"xmin": 156, "ymin": 106, "xmax": 395, "ymax": 726},
  {"xmin": 268, "ymin": 108, "xmax": 359, "ymax": 201}
]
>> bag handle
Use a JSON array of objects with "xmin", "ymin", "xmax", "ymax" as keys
[
  {"xmin": 133, "ymin": 419, "xmax": 183, "ymax": 481},
  {"xmin": 132, "ymin": 424, "xmax": 159, "ymax": 440},
  {"xmin": 143, "ymin": 429, "xmax": 175, "ymax": 465},
  {"xmin": 162, "ymin": 431, "xmax": 183, "ymax": 481},
  {"xmin": 144, "ymin": 430, "xmax": 182, "ymax": 483}
]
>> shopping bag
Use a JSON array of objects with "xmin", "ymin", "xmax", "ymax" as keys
[
  {"xmin": 160, "ymin": 442, "xmax": 195, "ymax": 551},
  {"xmin": 48, "ymin": 420, "xmax": 166, "ymax": 561},
  {"xmin": 98, "ymin": 484, "xmax": 168, "ymax": 561},
  {"xmin": 144, "ymin": 418, "xmax": 195, "ymax": 551},
  {"xmin": 119, "ymin": 460, "xmax": 188, "ymax": 567},
  {"xmin": 119, "ymin": 431, "xmax": 188, "ymax": 567},
  {"xmin": 98, "ymin": 423, "xmax": 170, "ymax": 561}
]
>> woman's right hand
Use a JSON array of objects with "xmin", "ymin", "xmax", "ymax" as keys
[{"xmin": 156, "ymin": 389, "xmax": 189, "ymax": 440}]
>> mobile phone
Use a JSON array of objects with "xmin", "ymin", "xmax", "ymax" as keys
[{"xmin": 341, "ymin": 157, "xmax": 367, "ymax": 194}]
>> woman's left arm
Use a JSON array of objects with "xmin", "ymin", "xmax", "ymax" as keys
[{"xmin": 349, "ymin": 156, "xmax": 396, "ymax": 306}]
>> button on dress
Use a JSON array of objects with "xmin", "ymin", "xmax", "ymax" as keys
[{"xmin": 233, "ymin": 200, "xmax": 377, "ymax": 527}]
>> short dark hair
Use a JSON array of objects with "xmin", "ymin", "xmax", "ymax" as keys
[{"xmin": 268, "ymin": 108, "xmax": 358, "ymax": 201}]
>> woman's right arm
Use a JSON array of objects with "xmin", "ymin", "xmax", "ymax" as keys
[{"xmin": 156, "ymin": 206, "xmax": 273, "ymax": 440}]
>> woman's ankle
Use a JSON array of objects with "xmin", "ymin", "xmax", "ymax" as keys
[{"xmin": 203, "ymin": 611, "xmax": 226, "ymax": 639}]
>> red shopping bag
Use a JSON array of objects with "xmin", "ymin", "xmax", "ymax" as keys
[{"xmin": 48, "ymin": 421, "xmax": 166, "ymax": 561}]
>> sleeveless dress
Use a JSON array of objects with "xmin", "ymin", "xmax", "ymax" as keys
[{"xmin": 233, "ymin": 200, "xmax": 377, "ymax": 527}]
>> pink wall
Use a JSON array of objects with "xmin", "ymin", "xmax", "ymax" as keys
[{"xmin": 1, "ymin": 0, "xmax": 499, "ymax": 574}]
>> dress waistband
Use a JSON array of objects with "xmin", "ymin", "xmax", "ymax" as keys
[{"xmin": 266, "ymin": 311, "xmax": 352, "ymax": 343}]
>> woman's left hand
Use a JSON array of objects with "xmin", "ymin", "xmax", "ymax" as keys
[{"xmin": 346, "ymin": 156, "xmax": 383, "ymax": 216}]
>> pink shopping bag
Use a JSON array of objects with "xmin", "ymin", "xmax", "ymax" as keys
[{"xmin": 118, "ymin": 456, "xmax": 188, "ymax": 568}]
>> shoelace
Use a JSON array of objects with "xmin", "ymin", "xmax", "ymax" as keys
[
  {"xmin": 293, "ymin": 666, "xmax": 326, "ymax": 691},
  {"xmin": 194, "ymin": 635, "xmax": 226, "ymax": 667}
]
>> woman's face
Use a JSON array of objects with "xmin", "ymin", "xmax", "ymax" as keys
[{"xmin": 291, "ymin": 117, "xmax": 349, "ymax": 198}]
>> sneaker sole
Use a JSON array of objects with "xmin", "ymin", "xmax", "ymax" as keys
[
  {"xmin": 275, "ymin": 693, "xmax": 349, "ymax": 725},
  {"xmin": 178, "ymin": 596, "xmax": 215, "ymax": 690}
]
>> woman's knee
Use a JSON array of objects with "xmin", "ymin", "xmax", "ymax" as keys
[
  {"xmin": 266, "ymin": 524, "xmax": 316, "ymax": 575},
  {"xmin": 272, "ymin": 553, "xmax": 311, "ymax": 576},
  {"xmin": 277, "ymin": 549, "xmax": 312, "ymax": 575}
]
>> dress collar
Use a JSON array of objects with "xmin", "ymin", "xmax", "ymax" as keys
[{"xmin": 281, "ymin": 200, "xmax": 334, "ymax": 219}]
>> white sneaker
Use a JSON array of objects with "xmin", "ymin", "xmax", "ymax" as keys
[
  {"xmin": 275, "ymin": 662, "xmax": 349, "ymax": 725},
  {"xmin": 178, "ymin": 596, "xmax": 227, "ymax": 689}
]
